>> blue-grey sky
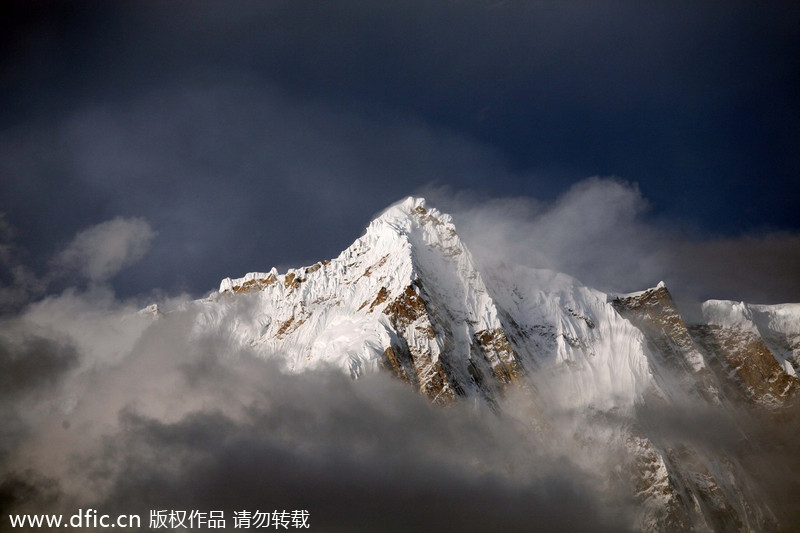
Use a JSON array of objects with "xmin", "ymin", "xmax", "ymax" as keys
[{"xmin": 1, "ymin": 1, "xmax": 799, "ymax": 303}]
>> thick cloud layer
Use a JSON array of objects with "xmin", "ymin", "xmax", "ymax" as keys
[{"xmin": 0, "ymin": 286, "xmax": 635, "ymax": 532}]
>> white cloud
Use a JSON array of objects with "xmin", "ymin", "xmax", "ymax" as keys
[
  {"xmin": 426, "ymin": 178, "xmax": 665, "ymax": 294},
  {"xmin": 54, "ymin": 217, "xmax": 155, "ymax": 282}
]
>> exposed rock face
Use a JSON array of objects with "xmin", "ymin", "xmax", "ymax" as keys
[
  {"xmin": 384, "ymin": 282, "xmax": 455, "ymax": 403},
  {"xmin": 612, "ymin": 285, "xmax": 724, "ymax": 408},
  {"xmin": 200, "ymin": 197, "xmax": 799, "ymax": 532},
  {"xmin": 612, "ymin": 284, "xmax": 707, "ymax": 375},
  {"xmin": 691, "ymin": 324, "xmax": 799, "ymax": 407},
  {"xmin": 611, "ymin": 285, "xmax": 797, "ymax": 531},
  {"xmin": 472, "ymin": 328, "xmax": 520, "ymax": 384}
]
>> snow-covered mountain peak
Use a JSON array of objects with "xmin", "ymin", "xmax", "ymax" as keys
[
  {"xmin": 370, "ymin": 196, "xmax": 453, "ymax": 226},
  {"xmin": 372, "ymin": 195, "xmax": 432, "ymax": 225},
  {"xmin": 610, "ymin": 280, "xmax": 669, "ymax": 301},
  {"xmin": 206, "ymin": 197, "xmax": 517, "ymax": 402},
  {"xmin": 361, "ymin": 196, "xmax": 461, "ymax": 255},
  {"xmin": 218, "ymin": 197, "xmax": 467, "ymax": 297}
]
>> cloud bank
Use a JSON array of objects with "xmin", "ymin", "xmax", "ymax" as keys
[{"xmin": 0, "ymin": 286, "xmax": 634, "ymax": 532}]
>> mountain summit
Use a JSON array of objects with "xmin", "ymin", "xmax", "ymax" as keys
[
  {"xmin": 196, "ymin": 196, "xmax": 799, "ymax": 531},
  {"xmin": 213, "ymin": 196, "xmax": 518, "ymax": 403}
]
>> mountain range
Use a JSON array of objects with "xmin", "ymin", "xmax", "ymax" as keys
[{"xmin": 179, "ymin": 197, "xmax": 800, "ymax": 532}]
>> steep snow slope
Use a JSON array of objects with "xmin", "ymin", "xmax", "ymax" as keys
[{"xmin": 485, "ymin": 264, "xmax": 656, "ymax": 411}]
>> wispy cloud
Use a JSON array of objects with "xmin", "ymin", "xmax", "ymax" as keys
[
  {"xmin": 52, "ymin": 217, "xmax": 155, "ymax": 283},
  {"xmin": 0, "ymin": 216, "xmax": 156, "ymax": 313},
  {"xmin": 425, "ymin": 178, "xmax": 800, "ymax": 304}
]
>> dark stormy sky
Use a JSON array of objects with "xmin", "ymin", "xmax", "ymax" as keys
[{"xmin": 2, "ymin": 1, "xmax": 799, "ymax": 304}]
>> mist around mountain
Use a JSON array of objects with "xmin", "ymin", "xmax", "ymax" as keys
[{"xmin": 1, "ymin": 185, "xmax": 799, "ymax": 532}]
